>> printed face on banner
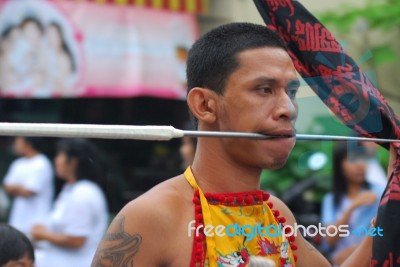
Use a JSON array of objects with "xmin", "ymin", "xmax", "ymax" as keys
[{"xmin": 0, "ymin": 0, "xmax": 198, "ymax": 99}]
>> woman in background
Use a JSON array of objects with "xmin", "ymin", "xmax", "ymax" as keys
[
  {"xmin": 321, "ymin": 141, "xmax": 385, "ymax": 266},
  {"xmin": 32, "ymin": 139, "xmax": 108, "ymax": 267}
]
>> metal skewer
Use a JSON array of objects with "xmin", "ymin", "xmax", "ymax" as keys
[
  {"xmin": 184, "ymin": 131, "xmax": 399, "ymax": 143},
  {"xmin": 0, "ymin": 122, "xmax": 398, "ymax": 143}
]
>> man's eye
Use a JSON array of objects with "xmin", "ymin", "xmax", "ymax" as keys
[
  {"xmin": 287, "ymin": 88, "xmax": 298, "ymax": 98},
  {"xmin": 259, "ymin": 87, "xmax": 272, "ymax": 94}
]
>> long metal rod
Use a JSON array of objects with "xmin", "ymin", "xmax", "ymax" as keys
[
  {"xmin": 0, "ymin": 123, "xmax": 398, "ymax": 142},
  {"xmin": 183, "ymin": 130, "xmax": 276, "ymax": 139},
  {"xmin": 296, "ymin": 134, "xmax": 399, "ymax": 143},
  {"xmin": 184, "ymin": 131, "xmax": 400, "ymax": 143}
]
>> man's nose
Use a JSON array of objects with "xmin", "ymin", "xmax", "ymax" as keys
[{"xmin": 272, "ymin": 92, "xmax": 297, "ymax": 121}]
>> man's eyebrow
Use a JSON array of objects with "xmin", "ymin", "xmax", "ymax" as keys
[{"xmin": 253, "ymin": 76, "xmax": 277, "ymax": 85}]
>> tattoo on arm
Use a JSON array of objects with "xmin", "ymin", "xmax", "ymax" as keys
[{"xmin": 91, "ymin": 215, "xmax": 142, "ymax": 267}]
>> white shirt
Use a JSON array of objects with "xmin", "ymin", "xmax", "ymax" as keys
[
  {"xmin": 36, "ymin": 180, "xmax": 108, "ymax": 267},
  {"xmin": 3, "ymin": 154, "xmax": 54, "ymax": 236},
  {"xmin": 366, "ymin": 159, "xmax": 388, "ymax": 188},
  {"xmin": 321, "ymin": 183, "xmax": 385, "ymax": 258}
]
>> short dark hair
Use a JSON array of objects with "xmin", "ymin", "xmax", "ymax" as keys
[
  {"xmin": 0, "ymin": 224, "xmax": 35, "ymax": 265},
  {"xmin": 186, "ymin": 22, "xmax": 287, "ymax": 95},
  {"xmin": 56, "ymin": 138, "xmax": 103, "ymax": 182}
]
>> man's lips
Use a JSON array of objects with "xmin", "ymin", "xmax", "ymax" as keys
[{"xmin": 257, "ymin": 130, "xmax": 296, "ymax": 139}]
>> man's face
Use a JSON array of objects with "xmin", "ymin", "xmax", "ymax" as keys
[
  {"xmin": 216, "ymin": 47, "xmax": 299, "ymax": 170},
  {"xmin": 13, "ymin": 137, "xmax": 29, "ymax": 156}
]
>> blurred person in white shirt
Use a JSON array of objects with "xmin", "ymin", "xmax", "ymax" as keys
[
  {"xmin": 3, "ymin": 137, "xmax": 54, "ymax": 237},
  {"xmin": 32, "ymin": 138, "xmax": 108, "ymax": 267}
]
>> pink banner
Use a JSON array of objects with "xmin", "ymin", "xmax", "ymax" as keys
[{"xmin": 0, "ymin": 0, "xmax": 198, "ymax": 99}]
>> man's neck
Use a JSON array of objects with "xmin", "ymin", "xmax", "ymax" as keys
[{"xmin": 190, "ymin": 140, "xmax": 261, "ymax": 193}]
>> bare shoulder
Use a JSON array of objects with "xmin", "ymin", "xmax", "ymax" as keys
[
  {"xmin": 268, "ymin": 194, "xmax": 296, "ymax": 225},
  {"xmin": 122, "ymin": 173, "xmax": 193, "ymax": 226},
  {"xmin": 91, "ymin": 174, "xmax": 194, "ymax": 267}
]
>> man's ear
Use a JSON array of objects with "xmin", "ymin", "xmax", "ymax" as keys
[{"xmin": 187, "ymin": 87, "xmax": 218, "ymax": 124}]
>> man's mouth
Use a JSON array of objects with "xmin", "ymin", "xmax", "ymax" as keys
[{"xmin": 257, "ymin": 130, "xmax": 296, "ymax": 139}]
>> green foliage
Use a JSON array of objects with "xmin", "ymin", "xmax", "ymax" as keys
[
  {"xmin": 319, "ymin": 0, "xmax": 400, "ymax": 65},
  {"xmin": 260, "ymin": 139, "xmax": 333, "ymax": 201},
  {"xmin": 370, "ymin": 45, "xmax": 398, "ymax": 65},
  {"xmin": 320, "ymin": 0, "xmax": 400, "ymax": 32}
]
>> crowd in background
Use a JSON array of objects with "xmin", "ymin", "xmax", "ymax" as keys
[{"xmin": 0, "ymin": 137, "xmax": 108, "ymax": 267}]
